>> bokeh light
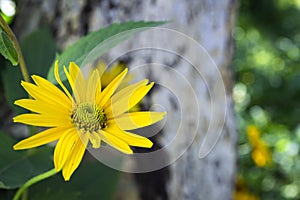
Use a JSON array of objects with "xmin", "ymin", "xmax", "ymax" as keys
[
  {"xmin": 234, "ymin": 0, "xmax": 300, "ymax": 199},
  {"xmin": 0, "ymin": 0, "xmax": 15, "ymax": 17}
]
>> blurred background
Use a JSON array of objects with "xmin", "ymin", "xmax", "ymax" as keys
[
  {"xmin": 0, "ymin": 0, "xmax": 300, "ymax": 199},
  {"xmin": 234, "ymin": 0, "xmax": 300, "ymax": 199}
]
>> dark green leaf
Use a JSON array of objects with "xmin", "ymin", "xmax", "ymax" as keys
[
  {"xmin": 0, "ymin": 132, "xmax": 53, "ymax": 189},
  {"xmin": 1, "ymin": 26, "xmax": 56, "ymax": 114},
  {"xmin": 20, "ymin": 27, "xmax": 56, "ymax": 77},
  {"xmin": 47, "ymin": 21, "xmax": 167, "ymax": 83},
  {"xmin": 0, "ymin": 131, "xmax": 120, "ymax": 198},
  {"xmin": 0, "ymin": 189, "xmax": 15, "ymax": 200},
  {"xmin": 1, "ymin": 62, "xmax": 27, "ymax": 114},
  {"xmin": 0, "ymin": 30, "xmax": 18, "ymax": 66},
  {"xmin": 29, "ymin": 159, "xmax": 120, "ymax": 200}
]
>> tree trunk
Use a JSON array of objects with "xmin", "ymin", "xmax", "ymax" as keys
[{"xmin": 13, "ymin": 0, "xmax": 237, "ymax": 199}]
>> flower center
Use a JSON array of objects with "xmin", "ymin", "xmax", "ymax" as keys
[{"xmin": 71, "ymin": 103, "xmax": 107, "ymax": 132}]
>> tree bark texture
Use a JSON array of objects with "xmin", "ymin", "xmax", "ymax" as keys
[{"xmin": 13, "ymin": 0, "xmax": 237, "ymax": 199}]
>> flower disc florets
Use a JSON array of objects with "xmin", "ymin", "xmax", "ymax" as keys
[{"xmin": 72, "ymin": 103, "xmax": 107, "ymax": 132}]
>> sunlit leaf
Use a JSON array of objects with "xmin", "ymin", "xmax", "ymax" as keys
[{"xmin": 47, "ymin": 21, "xmax": 167, "ymax": 83}]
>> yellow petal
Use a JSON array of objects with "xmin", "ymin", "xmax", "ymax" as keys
[
  {"xmin": 100, "ymin": 62, "xmax": 124, "ymax": 88},
  {"xmin": 62, "ymin": 134, "xmax": 88, "ymax": 181},
  {"xmin": 15, "ymin": 99, "xmax": 70, "ymax": 117},
  {"xmin": 96, "ymin": 68, "xmax": 128, "ymax": 107},
  {"xmin": 87, "ymin": 131, "xmax": 101, "ymax": 148},
  {"xmin": 13, "ymin": 113, "xmax": 72, "ymax": 127},
  {"xmin": 54, "ymin": 129, "xmax": 78, "ymax": 171},
  {"xmin": 103, "ymin": 79, "xmax": 148, "ymax": 118},
  {"xmin": 20, "ymin": 81, "xmax": 39, "ymax": 99},
  {"xmin": 54, "ymin": 61, "xmax": 73, "ymax": 100},
  {"xmin": 20, "ymin": 81, "xmax": 70, "ymax": 110},
  {"xmin": 31, "ymin": 75, "xmax": 71, "ymax": 106},
  {"xmin": 105, "ymin": 127, "xmax": 153, "ymax": 148},
  {"xmin": 86, "ymin": 69, "xmax": 100, "ymax": 102},
  {"xmin": 95, "ymin": 81, "xmax": 102, "ymax": 103},
  {"xmin": 100, "ymin": 130, "xmax": 133, "ymax": 154},
  {"xmin": 110, "ymin": 63, "xmax": 124, "ymax": 77},
  {"xmin": 64, "ymin": 62, "xmax": 86, "ymax": 103},
  {"xmin": 64, "ymin": 62, "xmax": 81, "ymax": 89},
  {"xmin": 109, "ymin": 79, "xmax": 148, "ymax": 103},
  {"xmin": 109, "ymin": 82, "xmax": 154, "ymax": 117},
  {"xmin": 13, "ymin": 126, "xmax": 72, "ymax": 150},
  {"xmin": 110, "ymin": 112, "xmax": 166, "ymax": 130},
  {"xmin": 96, "ymin": 61, "xmax": 106, "ymax": 77}
]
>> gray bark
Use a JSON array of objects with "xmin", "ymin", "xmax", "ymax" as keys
[{"xmin": 13, "ymin": 0, "xmax": 237, "ymax": 199}]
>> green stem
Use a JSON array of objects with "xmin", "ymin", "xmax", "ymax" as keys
[
  {"xmin": 0, "ymin": 15, "xmax": 30, "ymax": 83},
  {"xmin": 21, "ymin": 189, "xmax": 27, "ymax": 200},
  {"xmin": 13, "ymin": 168, "xmax": 58, "ymax": 200}
]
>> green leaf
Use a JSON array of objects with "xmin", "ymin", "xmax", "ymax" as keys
[
  {"xmin": 0, "ymin": 132, "xmax": 53, "ymax": 189},
  {"xmin": 1, "ymin": 61, "xmax": 27, "ymax": 114},
  {"xmin": 47, "ymin": 21, "xmax": 167, "ymax": 83},
  {"xmin": 0, "ymin": 30, "xmax": 18, "ymax": 66},
  {"xmin": 0, "ymin": 131, "xmax": 120, "ymax": 198},
  {"xmin": 20, "ymin": 27, "xmax": 56, "ymax": 77},
  {"xmin": 1, "ymin": 26, "xmax": 56, "ymax": 114},
  {"xmin": 29, "ymin": 161, "xmax": 120, "ymax": 200}
]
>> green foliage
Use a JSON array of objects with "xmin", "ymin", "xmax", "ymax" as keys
[
  {"xmin": 0, "ymin": 30, "xmax": 18, "ymax": 65},
  {"xmin": 21, "ymin": 27, "xmax": 56, "ymax": 77},
  {"xmin": 29, "ymin": 162, "xmax": 119, "ymax": 200},
  {"xmin": 1, "ymin": 61, "xmax": 25, "ymax": 114},
  {"xmin": 235, "ymin": 0, "xmax": 300, "ymax": 199},
  {"xmin": 0, "ymin": 131, "xmax": 120, "ymax": 200},
  {"xmin": 0, "ymin": 132, "xmax": 53, "ymax": 189},
  {"xmin": 1, "ymin": 27, "xmax": 56, "ymax": 114},
  {"xmin": 47, "ymin": 21, "xmax": 166, "ymax": 83}
]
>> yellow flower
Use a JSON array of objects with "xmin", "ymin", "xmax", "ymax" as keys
[
  {"xmin": 251, "ymin": 146, "xmax": 271, "ymax": 167},
  {"xmin": 234, "ymin": 190, "xmax": 260, "ymax": 200},
  {"xmin": 96, "ymin": 61, "xmax": 133, "ymax": 89},
  {"xmin": 234, "ymin": 175, "xmax": 260, "ymax": 200},
  {"xmin": 246, "ymin": 125, "xmax": 272, "ymax": 167},
  {"xmin": 246, "ymin": 125, "xmax": 261, "ymax": 146},
  {"xmin": 96, "ymin": 61, "xmax": 141, "ymax": 111},
  {"xmin": 13, "ymin": 61, "xmax": 166, "ymax": 181}
]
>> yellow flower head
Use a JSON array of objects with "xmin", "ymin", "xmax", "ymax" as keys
[
  {"xmin": 97, "ymin": 61, "xmax": 140, "ymax": 112},
  {"xmin": 246, "ymin": 125, "xmax": 272, "ymax": 167},
  {"xmin": 96, "ymin": 61, "xmax": 133, "ymax": 89},
  {"xmin": 234, "ymin": 175, "xmax": 260, "ymax": 200},
  {"xmin": 13, "ymin": 61, "xmax": 166, "ymax": 181},
  {"xmin": 251, "ymin": 146, "xmax": 271, "ymax": 167},
  {"xmin": 246, "ymin": 125, "xmax": 261, "ymax": 146}
]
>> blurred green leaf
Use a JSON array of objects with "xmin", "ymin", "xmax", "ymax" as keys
[
  {"xmin": 47, "ymin": 21, "xmax": 167, "ymax": 83},
  {"xmin": 1, "ymin": 26, "xmax": 56, "ymax": 114},
  {"xmin": 0, "ymin": 30, "xmax": 18, "ymax": 66},
  {"xmin": 0, "ymin": 131, "xmax": 53, "ymax": 189},
  {"xmin": 29, "ymin": 159, "xmax": 120, "ymax": 200}
]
